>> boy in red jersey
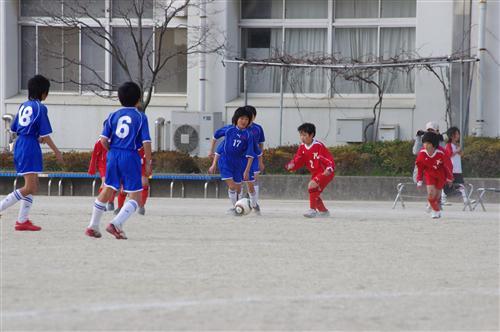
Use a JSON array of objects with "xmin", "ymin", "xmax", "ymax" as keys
[
  {"xmin": 114, "ymin": 146, "xmax": 150, "ymax": 215},
  {"xmin": 285, "ymin": 123, "xmax": 335, "ymax": 218},
  {"xmin": 415, "ymin": 132, "xmax": 454, "ymax": 219},
  {"xmin": 88, "ymin": 138, "xmax": 116, "ymax": 211}
]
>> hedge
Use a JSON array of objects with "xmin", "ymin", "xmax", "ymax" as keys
[{"xmin": 1, "ymin": 137, "xmax": 498, "ymax": 178}]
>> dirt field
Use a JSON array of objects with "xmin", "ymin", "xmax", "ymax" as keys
[{"xmin": 1, "ymin": 196, "xmax": 498, "ymax": 331}]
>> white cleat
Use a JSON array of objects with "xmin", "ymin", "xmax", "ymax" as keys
[
  {"xmin": 303, "ymin": 209, "xmax": 318, "ymax": 218},
  {"xmin": 252, "ymin": 204, "xmax": 261, "ymax": 216},
  {"xmin": 431, "ymin": 210, "xmax": 441, "ymax": 219},
  {"xmin": 317, "ymin": 210, "xmax": 330, "ymax": 218}
]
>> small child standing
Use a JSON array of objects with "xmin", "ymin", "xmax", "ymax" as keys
[
  {"xmin": 285, "ymin": 123, "xmax": 335, "ymax": 218},
  {"xmin": 415, "ymin": 132, "xmax": 454, "ymax": 219},
  {"xmin": 88, "ymin": 137, "xmax": 116, "ymax": 211},
  {"xmin": 0, "ymin": 75, "xmax": 63, "ymax": 230},
  {"xmin": 444, "ymin": 127, "xmax": 471, "ymax": 205},
  {"xmin": 85, "ymin": 82, "xmax": 152, "ymax": 239},
  {"xmin": 208, "ymin": 107, "xmax": 256, "ymax": 215}
]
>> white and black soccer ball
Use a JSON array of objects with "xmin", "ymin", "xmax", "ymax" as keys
[{"xmin": 234, "ymin": 198, "xmax": 252, "ymax": 216}]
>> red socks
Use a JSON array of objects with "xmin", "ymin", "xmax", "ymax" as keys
[
  {"xmin": 308, "ymin": 187, "xmax": 328, "ymax": 211},
  {"xmin": 141, "ymin": 185, "xmax": 149, "ymax": 207},
  {"xmin": 428, "ymin": 196, "xmax": 440, "ymax": 211},
  {"xmin": 108, "ymin": 191, "xmax": 116, "ymax": 204},
  {"xmin": 117, "ymin": 191, "xmax": 127, "ymax": 209}
]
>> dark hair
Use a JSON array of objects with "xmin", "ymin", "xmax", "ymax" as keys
[
  {"xmin": 232, "ymin": 106, "xmax": 252, "ymax": 126},
  {"xmin": 422, "ymin": 132, "xmax": 439, "ymax": 148},
  {"xmin": 446, "ymin": 126, "xmax": 460, "ymax": 143},
  {"xmin": 297, "ymin": 123, "xmax": 316, "ymax": 137},
  {"xmin": 28, "ymin": 75, "xmax": 50, "ymax": 100},
  {"xmin": 245, "ymin": 105, "xmax": 256, "ymax": 118},
  {"xmin": 118, "ymin": 82, "xmax": 141, "ymax": 107}
]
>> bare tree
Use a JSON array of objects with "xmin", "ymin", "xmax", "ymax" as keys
[{"xmin": 33, "ymin": 0, "xmax": 224, "ymax": 111}]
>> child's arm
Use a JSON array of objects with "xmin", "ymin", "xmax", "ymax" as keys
[
  {"xmin": 208, "ymin": 153, "xmax": 220, "ymax": 174},
  {"xmin": 319, "ymin": 144, "xmax": 335, "ymax": 176},
  {"xmin": 243, "ymin": 156, "xmax": 254, "ymax": 181},
  {"xmin": 415, "ymin": 153, "xmax": 424, "ymax": 187},
  {"xmin": 143, "ymin": 142, "xmax": 152, "ymax": 177},
  {"xmin": 40, "ymin": 135, "xmax": 63, "ymax": 164},
  {"xmin": 99, "ymin": 136, "xmax": 110, "ymax": 150},
  {"xmin": 286, "ymin": 147, "xmax": 305, "ymax": 171},
  {"xmin": 208, "ymin": 138, "xmax": 217, "ymax": 158}
]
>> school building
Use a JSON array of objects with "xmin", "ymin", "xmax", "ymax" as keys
[{"xmin": 0, "ymin": 0, "xmax": 499, "ymax": 156}]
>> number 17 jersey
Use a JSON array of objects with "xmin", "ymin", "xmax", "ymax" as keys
[{"xmin": 101, "ymin": 107, "xmax": 151, "ymax": 150}]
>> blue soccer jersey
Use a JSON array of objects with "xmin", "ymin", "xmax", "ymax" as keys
[
  {"xmin": 248, "ymin": 123, "xmax": 265, "ymax": 145},
  {"xmin": 11, "ymin": 100, "xmax": 53, "ymax": 175},
  {"xmin": 101, "ymin": 107, "xmax": 151, "ymax": 192},
  {"xmin": 101, "ymin": 107, "xmax": 151, "ymax": 150},
  {"xmin": 214, "ymin": 125, "xmax": 255, "ymax": 183}
]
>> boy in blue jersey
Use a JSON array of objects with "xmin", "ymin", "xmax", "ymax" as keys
[
  {"xmin": 0, "ymin": 75, "xmax": 63, "ymax": 231},
  {"xmin": 85, "ymin": 82, "xmax": 152, "ymax": 239},
  {"xmin": 243, "ymin": 105, "xmax": 265, "ymax": 214},
  {"xmin": 208, "ymin": 107, "xmax": 256, "ymax": 215}
]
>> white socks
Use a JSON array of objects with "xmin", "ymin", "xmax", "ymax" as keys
[
  {"xmin": 228, "ymin": 189, "xmax": 237, "ymax": 206},
  {"xmin": 0, "ymin": 190, "xmax": 23, "ymax": 212},
  {"xmin": 88, "ymin": 200, "xmax": 106, "ymax": 230},
  {"xmin": 254, "ymin": 184, "xmax": 260, "ymax": 202},
  {"xmin": 249, "ymin": 191, "xmax": 258, "ymax": 208},
  {"xmin": 18, "ymin": 194, "xmax": 33, "ymax": 223},
  {"xmin": 111, "ymin": 199, "xmax": 138, "ymax": 228}
]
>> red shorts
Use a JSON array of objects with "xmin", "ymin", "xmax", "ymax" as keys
[
  {"xmin": 311, "ymin": 172, "xmax": 334, "ymax": 192},
  {"xmin": 424, "ymin": 173, "xmax": 446, "ymax": 190}
]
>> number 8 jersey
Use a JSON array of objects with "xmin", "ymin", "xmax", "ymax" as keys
[
  {"xmin": 10, "ymin": 100, "xmax": 53, "ymax": 175},
  {"xmin": 101, "ymin": 107, "xmax": 151, "ymax": 150}
]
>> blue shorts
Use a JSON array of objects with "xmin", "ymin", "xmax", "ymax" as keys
[
  {"xmin": 104, "ymin": 149, "xmax": 142, "ymax": 192},
  {"xmin": 14, "ymin": 136, "xmax": 43, "ymax": 175},
  {"xmin": 218, "ymin": 155, "xmax": 244, "ymax": 184}
]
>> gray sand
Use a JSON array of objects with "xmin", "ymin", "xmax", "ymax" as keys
[{"xmin": 1, "ymin": 197, "xmax": 499, "ymax": 330}]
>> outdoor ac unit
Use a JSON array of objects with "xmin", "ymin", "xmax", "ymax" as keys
[
  {"xmin": 169, "ymin": 111, "xmax": 223, "ymax": 156},
  {"xmin": 336, "ymin": 118, "xmax": 373, "ymax": 143}
]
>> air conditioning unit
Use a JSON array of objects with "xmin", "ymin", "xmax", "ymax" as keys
[
  {"xmin": 336, "ymin": 118, "xmax": 373, "ymax": 143},
  {"xmin": 169, "ymin": 111, "xmax": 223, "ymax": 156}
]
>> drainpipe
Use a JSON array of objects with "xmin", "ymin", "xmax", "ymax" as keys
[
  {"xmin": 199, "ymin": 0, "xmax": 207, "ymax": 113},
  {"xmin": 476, "ymin": 0, "xmax": 487, "ymax": 136}
]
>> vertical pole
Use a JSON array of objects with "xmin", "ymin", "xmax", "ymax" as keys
[
  {"xmin": 199, "ymin": 0, "xmax": 207, "ymax": 113},
  {"xmin": 476, "ymin": 0, "xmax": 487, "ymax": 136},
  {"xmin": 243, "ymin": 64, "xmax": 248, "ymax": 105},
  {"xmin": 279, "ymin": 67, "xmax": 285, "ymax": 146}
]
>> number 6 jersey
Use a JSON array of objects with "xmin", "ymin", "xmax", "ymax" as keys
[{"xmin": 101, "ymin": 107, "xmax": 151, "ymax": 150}]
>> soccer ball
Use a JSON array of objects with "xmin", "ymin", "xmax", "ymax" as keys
[{"xmin": 234, "ymin": 198, "xmax": 252, "ymax": 216}]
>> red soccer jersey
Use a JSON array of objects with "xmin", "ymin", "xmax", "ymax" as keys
[
  {"xmin": 287, "ymin": 139, "xmax": 335, "ymax": 175},
  {"xmin": 88, "ymin": 139, "xmax": 107, "ymax": 176},
  {"xmin": 415, "ymin": 147, "xmax": 454, "ymax": 184}
]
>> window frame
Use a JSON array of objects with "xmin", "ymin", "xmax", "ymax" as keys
[
  {"xmin": 239, "ymin": 0, "xmax": 416, "ymax": 97},
  {"xmin": 18, "ymin": 0, "xmax": 188, "ymax": 96}
]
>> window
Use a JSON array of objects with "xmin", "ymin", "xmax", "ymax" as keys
[
  {"xmin": 19, "ymin": 0, "xmax": 187, "ymax": 94},
  {"xmin": 240, "ymin": 0, "xmax": 416, "ymax": 95}
]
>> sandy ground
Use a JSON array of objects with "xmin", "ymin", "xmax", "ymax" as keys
[{"xmin": 0, "ymin": 196, "xmax": 499, "ymax": 331}]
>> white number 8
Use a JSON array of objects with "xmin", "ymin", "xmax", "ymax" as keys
[
  {"xmin": 115, "ymin": 116, "xmax": 132, "ymax": 138},
  {"xmin": 18, "ymin": 105, "xmax": 33, "ymax": 127}
]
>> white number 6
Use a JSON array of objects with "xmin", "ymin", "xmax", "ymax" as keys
[{"xmin": 115, "ymin": 116, "xmax": 132, "ymax": 138}]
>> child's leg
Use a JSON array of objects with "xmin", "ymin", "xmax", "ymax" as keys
[
  {"xmin": 308, "ymin": 180, "xmax": 320, "ymax": 210},
  {"xmin": 111, "ymin": 191, "xmax": 140, "ymax": 230},
  {"xmin": 117, "ymin": 186, "xmax": 127, "ymax": 209},
  {"xmin": 16, "ymin": 174, "xmax": 39, "ymax": 222},
  {"xmin": 426, "ymin": 185, "xmax": 440, "ymax": 211},
  {"xmin": 141, "ymin": 176, "xmax": 149, "ymax": 207},
  {"xmin": 245, "ymin": 177, "xmax": 259, "ymax": 208},
  {"xmin": 0, "ymin": 173, "xmax": 37, "ymax": 214},
  {"xmin": 88, "ymin": 187, "xmax": 115, "ymax": 230},
  {"xmin": 226, "ymin": 179, "xmax": 240, "ymax": 206},
  {"xmin": 108, "ymin": 191, "xmax": 116, "ymax": 203}
]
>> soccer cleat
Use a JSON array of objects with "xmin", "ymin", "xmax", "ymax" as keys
[
  {"xmin": 85, "ymin": 228, "xmax": 102, "ymax": 238},
  {"xmin": 113, "ymin": 208, "xmax": 121, "ymax": 215},
  {"xmin": 252, "ymin": 204, "xmax": 261, "ymax": 216},
  {"xmin": 226, "ymin": 208, "xmax": 238, "ymax": 216},
  {"xmin": 106, "ymin": 202, "xmax": 115, "ymax": 211},
  {"xmin": 138, "ymin": 206, "xmax": 146, "ymax": 215},
  {"xmin": 303, "ymin": 209, "xmax": 318, "ymax": 218},
  {"xmin": 106, "ymin": 223, "xmax": 127, "ymax": 240},
  {"xmin": 15, "ymin": 220, "xmax": 41, "ymax": 231},
  {"xmin": 317, "ymin": 210, "xmax": 330, "ymax": 218},
  {"xmin": 431, "ymin": 210, "xmax": 441, "ymax": 219}
]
